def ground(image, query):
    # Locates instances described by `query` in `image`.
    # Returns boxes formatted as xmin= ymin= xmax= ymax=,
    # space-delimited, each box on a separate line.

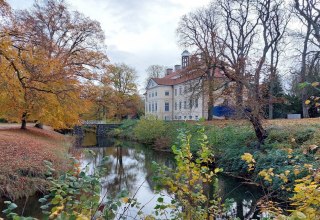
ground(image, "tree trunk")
xmin=268 ymin=102 xmax=274 ymax=119
xmin=246 ymin=112 xmax=267 ymax=147
xmin=269 ymin=54 xmax=276 ymax=120
xmin=301 ymin=23 xmax=311 ymax=118
xmin=236 ymin=82 xmax=243 ymax=118
xmin=21 ymin=112 xmax=27 ymax=129
xmin=207 ymin=69 xmax=214 ymax=121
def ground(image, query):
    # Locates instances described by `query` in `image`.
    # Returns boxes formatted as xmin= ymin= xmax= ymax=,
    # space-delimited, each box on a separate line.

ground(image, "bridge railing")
xmin=82 ymin=120 xmax=105 ymax=125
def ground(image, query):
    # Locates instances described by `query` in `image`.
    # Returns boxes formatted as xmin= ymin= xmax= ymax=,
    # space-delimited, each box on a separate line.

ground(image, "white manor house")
xmin=144 ymin=51 xmax=234 ymax=120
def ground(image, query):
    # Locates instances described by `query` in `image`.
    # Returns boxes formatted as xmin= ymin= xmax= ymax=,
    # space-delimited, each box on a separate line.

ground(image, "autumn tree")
xmin=0 ymin=0 xmax=108 ymax=129
xmin=106 ymin=63 xmax=141 ymax=119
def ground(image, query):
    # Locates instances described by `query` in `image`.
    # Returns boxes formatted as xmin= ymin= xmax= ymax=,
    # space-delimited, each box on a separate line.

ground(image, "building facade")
xmin=145 ymin=51 xmax=232 ymax=120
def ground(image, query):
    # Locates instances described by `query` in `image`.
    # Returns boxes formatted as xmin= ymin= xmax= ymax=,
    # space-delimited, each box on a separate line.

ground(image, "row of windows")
xmin=148 ymin=98 xmax=199 ymax=113
xmin=174 ymin=115 xmax=199 ymax=120
xmin=148 ymin=102 xmax=158 ymax=112
xmin=148 ymin=91 xmax=158 ymax=98
xmin=148 ymin=85 xmax=193 ymax=98
xmin=174 ymin=98 xmax=199 ymax=110
xmin=174 ymin=86 xmax=191 ymax=96
xmin=148 ymin=91 xmax=170 ymax=97
xmin=147 ymin=102 xmax=169 ymax=112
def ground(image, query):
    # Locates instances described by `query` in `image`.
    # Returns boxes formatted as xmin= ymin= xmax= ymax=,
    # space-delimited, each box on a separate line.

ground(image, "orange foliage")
xmin=0 ymin=0 xmax=108 ymax=129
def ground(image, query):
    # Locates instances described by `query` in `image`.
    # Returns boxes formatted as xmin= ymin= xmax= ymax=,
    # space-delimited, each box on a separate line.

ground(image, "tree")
xmin=178 ymin=0 xmax=288 ymax=144
xmin=293 ymin=0 xmax=320 ymax=118
xmin=177 ymin=4 xmax=227 ymax=120
xmin=106 ymin=63 xmax=141 ymax=119
xmin=0 ymin=0 xmax=108 ymax=129
xmin=263 ymin=73 xmax=286 ymax=118
xmin=144 ymin=64 xmax=165 ymax=89
xmin=217 ymin=0 xmax=288 ymax=145
xmin=145 ymin=65 xmax=164 ymax=79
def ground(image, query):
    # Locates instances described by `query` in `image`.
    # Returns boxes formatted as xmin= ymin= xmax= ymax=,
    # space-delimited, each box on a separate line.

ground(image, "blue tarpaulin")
xmin=212 ymin=106 xmax=234 ymax=117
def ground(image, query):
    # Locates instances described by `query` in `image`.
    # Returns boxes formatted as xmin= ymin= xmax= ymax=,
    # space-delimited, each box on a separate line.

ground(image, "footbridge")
xmin=73 ymin=120 xmax=122 ymax=136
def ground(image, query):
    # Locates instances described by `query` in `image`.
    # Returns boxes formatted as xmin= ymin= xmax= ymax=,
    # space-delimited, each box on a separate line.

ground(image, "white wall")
xmin=145 ymin=85 xmax=173 ymax=120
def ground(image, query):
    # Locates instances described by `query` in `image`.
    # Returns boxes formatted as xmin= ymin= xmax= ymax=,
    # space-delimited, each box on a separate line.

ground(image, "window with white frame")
xmin=165 ymin=102 xmax=169 ymax=112
xmin=195 ymin=98 xmax=199 ymax=108
xmin=174 ymin=88 xmax=177 ymax=96
xmin=175 ymin=102 xmax=177 ymax=110
xmin=179 ymin=87 xmax=182 ymax=95
xmin=165 ymin=91 xmax=169 ymax=96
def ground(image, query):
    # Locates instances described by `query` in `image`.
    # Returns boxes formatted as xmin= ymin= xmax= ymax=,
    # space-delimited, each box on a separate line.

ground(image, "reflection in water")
xmin=78 ymin=134 xmax=175 ymax=218
xmin=76 ymin=132 xmax=264 ymax=219
xmin=0 ymin=131 xmax=266 ymax=219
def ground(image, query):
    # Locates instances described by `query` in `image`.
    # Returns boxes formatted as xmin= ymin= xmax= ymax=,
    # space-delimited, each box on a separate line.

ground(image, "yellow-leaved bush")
xmin=241 ymin=153 xmax=320 ymax=220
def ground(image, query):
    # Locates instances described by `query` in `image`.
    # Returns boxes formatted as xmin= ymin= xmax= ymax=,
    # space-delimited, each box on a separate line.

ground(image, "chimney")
xmin=174 ymin=65 xmax=181 ymax=71
xmin=166 ymin=68 xmax=173 ymax=76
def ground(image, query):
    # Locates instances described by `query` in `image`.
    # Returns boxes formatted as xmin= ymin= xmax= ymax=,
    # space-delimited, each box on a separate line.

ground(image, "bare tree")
xmin=217 ymin=0 xmax=259 ymax=110
xmin=144 ymin=64 xmax=165 ymax=88
xmin=177 ymin=4 xmax=226 ymax=120
xmin=293 ymin=0 xmax=320 ymax=118
xmin=216 ymin=0 xmax=287 ymax=145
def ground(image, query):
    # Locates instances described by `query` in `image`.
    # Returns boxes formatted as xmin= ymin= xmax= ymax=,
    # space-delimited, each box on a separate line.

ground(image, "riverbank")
xmin=0 ymin=124 xmax=72 ymax=200
xmin=109 ymin=118 xmax=320 ymax=199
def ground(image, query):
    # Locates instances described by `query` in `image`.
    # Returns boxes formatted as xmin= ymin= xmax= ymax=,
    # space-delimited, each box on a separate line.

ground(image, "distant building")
xmin=144 ymin=50 xmax=236 ymax=120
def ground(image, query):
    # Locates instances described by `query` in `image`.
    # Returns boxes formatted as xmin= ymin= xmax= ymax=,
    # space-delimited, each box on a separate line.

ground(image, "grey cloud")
xmin=101 ymin=0 xmax=180 ymax=33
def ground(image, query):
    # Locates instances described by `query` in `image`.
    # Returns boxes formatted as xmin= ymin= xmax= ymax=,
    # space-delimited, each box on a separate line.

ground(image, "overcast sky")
xmin=7 ymin=0 xmax=211 ymax=92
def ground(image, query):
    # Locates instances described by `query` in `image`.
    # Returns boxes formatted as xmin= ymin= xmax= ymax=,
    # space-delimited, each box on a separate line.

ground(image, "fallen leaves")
xmin=0 ymin=125 xmax=71 ymax=200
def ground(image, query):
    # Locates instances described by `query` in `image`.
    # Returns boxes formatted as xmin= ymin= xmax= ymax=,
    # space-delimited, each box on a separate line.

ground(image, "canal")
xmin=1 ymin=131 xmax=266 ymax=219
xmin=77 ymin=132 xmax=265 ymax=219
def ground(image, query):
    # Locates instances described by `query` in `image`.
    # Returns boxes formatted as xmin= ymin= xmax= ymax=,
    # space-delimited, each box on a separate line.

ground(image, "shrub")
xmin=206 ymin=125 xmax=255 ymax=152
xmin=134 ymin=116 xmax=166 ymax=143
xmin=294 ymin=127 xmax=316 ymax=144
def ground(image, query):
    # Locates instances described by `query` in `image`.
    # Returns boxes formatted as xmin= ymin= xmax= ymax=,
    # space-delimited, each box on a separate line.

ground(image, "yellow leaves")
xmin=289 ymin=168 xmax=320 ymax=220
xmin=258 ymin=168 xmax=274 ymax=183
xmin=311 ymin=81 xmax=320 ymax=87
xmin=122 ymin=197 xmax=129 ymax=203
xmin=241 ymin=153 xmax=256 ymax=171
xmin=76 ymin=214 xmax=90 ymax=220
xmin=278 ymin=173 xmax=288 ymax=183
xmin=294 ymin=168 xmax=300 ymax=176
xmin=241 ymin=153 xmax=254 ymax=163
xmin=49 ymin=205 xmax=64 ymax=219
xmin=305 ymin=100 xmax=311 ymax=105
